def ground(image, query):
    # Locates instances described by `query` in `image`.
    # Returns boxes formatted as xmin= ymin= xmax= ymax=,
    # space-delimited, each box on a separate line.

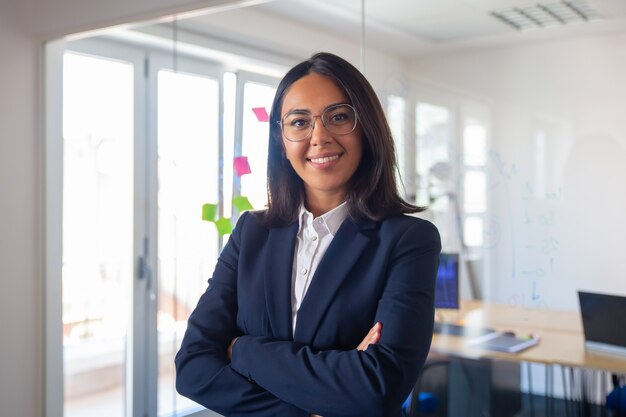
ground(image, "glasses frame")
xmin=277 ymin=103 xmax=358 ymax=142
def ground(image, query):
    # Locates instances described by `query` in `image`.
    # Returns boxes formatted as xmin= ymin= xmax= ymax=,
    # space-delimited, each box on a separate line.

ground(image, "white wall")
xmin=412 ymin=33 xmax=626 ymax=310
xmin=0 ymin=1 xmax=41 ymax=416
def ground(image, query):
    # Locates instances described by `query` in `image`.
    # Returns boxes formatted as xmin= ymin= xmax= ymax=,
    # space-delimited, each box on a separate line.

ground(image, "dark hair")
xmin=261 ymin=52 xmax=423 ymax=227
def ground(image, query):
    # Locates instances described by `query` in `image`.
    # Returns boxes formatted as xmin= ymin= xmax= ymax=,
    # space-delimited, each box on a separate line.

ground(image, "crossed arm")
xmin=227 ymin=322 xmax=381 ymax=359
xmin=228 ymin=323 xmax=382 ymax=417
xmin=176 ymin=213 xmax=440 ymax=417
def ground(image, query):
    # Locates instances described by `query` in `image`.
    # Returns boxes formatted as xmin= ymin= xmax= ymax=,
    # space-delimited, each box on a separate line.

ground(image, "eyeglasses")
xmin=278 ymin=103 xmax=358 ymax=142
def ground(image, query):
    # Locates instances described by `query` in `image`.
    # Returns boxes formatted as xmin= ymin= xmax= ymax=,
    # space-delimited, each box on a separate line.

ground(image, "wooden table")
xmin=431 ymin=301 xmax=626 ymax=373
xmin=429 ymin=301 xmax=626 ymax=417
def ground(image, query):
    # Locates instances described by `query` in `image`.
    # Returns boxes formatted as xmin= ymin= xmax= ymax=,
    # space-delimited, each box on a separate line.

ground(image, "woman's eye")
xmin=290 ymin=118 xmax=311 ymax=129
xmin=330 ymin=112 xmax=348 ymax=123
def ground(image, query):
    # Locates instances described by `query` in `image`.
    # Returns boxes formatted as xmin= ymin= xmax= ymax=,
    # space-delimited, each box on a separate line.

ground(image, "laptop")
xmin=578 ymin=290 xmax=626 ymax=356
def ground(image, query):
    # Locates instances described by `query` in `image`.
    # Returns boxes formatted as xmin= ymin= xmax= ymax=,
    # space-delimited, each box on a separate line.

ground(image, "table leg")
xmin=527 ymin=362 xmax=535 ymax=417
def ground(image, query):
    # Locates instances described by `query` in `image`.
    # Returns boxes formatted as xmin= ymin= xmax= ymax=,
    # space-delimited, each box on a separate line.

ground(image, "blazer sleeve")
xmin=230 ymin=218 xmax=441 ymax=417
xmin=175 ymin=212 xmax=308 ymax=417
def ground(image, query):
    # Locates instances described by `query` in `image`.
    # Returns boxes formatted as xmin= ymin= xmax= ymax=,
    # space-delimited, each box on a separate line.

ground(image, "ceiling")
xmin=176 ymin=0 xmax=626 ymax=59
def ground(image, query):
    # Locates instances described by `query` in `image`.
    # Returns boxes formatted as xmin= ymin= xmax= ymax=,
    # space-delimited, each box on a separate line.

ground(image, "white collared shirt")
xmin=291 ymin=202 xmax=348 ymax=333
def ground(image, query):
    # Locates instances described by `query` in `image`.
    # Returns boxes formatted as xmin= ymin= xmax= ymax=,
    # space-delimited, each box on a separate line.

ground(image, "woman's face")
xmin=280 ymin=72 xmax=363 ymax=205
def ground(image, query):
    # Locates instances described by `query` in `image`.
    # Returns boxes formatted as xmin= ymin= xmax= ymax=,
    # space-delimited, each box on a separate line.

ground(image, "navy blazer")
xmin=175 ymin=210 xmax=441 ymax=417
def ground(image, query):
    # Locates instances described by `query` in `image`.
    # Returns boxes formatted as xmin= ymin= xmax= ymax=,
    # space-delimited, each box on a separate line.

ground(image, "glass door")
xmin=57 ymin=37 xmax=280 ymax=417
xmin=150 ymin=54 xmax=223 ymax=417
xmin=236 ymin=73 xmax=277 ymax=211
xmin=62 ymin=46 xmax=138 ymax=417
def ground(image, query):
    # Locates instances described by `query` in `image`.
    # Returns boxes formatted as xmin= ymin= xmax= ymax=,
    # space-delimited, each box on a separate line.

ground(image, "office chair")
xmin=403 ymin=359 xmax=450 ymax=417
xmin=607 ymin=374 xmax=626 ymax=417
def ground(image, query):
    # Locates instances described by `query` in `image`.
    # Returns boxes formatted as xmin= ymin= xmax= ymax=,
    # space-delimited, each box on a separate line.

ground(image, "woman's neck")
xmin=305 ymin=191 xmax=346 ymax=218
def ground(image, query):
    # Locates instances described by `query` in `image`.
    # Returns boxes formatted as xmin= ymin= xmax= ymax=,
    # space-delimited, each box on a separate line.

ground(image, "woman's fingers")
xmin=227 ymin=337 xmax=239 ymax=360
xmin=357 ymin=322 xmax=382 ymax=351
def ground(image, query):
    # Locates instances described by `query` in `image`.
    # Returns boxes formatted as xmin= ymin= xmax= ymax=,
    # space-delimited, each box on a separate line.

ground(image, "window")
xmin=414 ymin=98 xmax=490 ymax=299
xmin=239 ymin=78 xmax=277 ymax=210
xmin=415 ymin=102 xmax=454 ymax=247
xmin=386 ymin=95 xmax=406 ymax=192
xmin=461 ymin=119 xmax=488 ymax=249
xmin=156 ymin=67 xmax=221 ymax=416
xmin=62 ymin=50 xmax=134 ymax=417
xmin=48 ymin=37 xmax=280 ymax=417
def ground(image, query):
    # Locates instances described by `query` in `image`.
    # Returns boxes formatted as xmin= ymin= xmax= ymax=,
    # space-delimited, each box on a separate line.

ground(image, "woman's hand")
xmin=227 ymin=337 xmax=239 ymax=360
xmin=357 ymin=322 xmax=382 ymax=351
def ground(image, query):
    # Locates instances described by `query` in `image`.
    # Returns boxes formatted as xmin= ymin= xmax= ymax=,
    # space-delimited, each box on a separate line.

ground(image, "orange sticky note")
xmin=234 ymin=156 xmax=251 ymax=176
xmin=252 ymin=107 xmax=269 ymax=122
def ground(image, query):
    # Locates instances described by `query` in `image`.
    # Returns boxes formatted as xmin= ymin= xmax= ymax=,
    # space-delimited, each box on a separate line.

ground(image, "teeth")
xmin=310 ymin=154 xmax=340 ymax=163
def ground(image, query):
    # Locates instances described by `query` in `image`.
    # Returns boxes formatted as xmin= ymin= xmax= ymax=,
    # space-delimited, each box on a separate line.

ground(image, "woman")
xmin=175 ymin=52 xmax=441 ymax=417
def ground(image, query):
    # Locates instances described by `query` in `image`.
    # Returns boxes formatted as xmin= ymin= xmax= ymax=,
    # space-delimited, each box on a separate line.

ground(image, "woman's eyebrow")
xmin=284 ymin=108 xmax=311 ymax=116
xmin=284 ymin=102 xmax=350 ymax=116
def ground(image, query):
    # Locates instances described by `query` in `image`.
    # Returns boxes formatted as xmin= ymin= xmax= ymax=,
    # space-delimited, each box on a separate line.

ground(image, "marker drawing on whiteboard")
xmin=489 ymin=150 xmax=517 ymax=279
xmin=532 ymin=281 xmax=540 ymax=301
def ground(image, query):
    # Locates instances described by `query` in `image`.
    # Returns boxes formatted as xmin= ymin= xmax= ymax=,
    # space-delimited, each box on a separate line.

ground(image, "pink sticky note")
xmin=252 ymin=107 xmax=269 ymax=122
xmin=234 ymin=156 xmax=252 ymax=176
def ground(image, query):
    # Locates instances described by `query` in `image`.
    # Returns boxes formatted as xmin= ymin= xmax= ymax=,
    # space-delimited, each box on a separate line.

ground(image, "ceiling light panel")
xmin=491 ymin=0 xmax=604 ymax=30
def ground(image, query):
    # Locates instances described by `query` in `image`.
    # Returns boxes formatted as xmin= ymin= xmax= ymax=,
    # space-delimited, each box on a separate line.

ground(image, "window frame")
xmin=45 ymin=35 xmax=280 ymax=417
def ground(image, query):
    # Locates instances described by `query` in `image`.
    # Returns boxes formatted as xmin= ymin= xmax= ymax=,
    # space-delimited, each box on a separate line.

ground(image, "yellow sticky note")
xmin=202 ymin=203 xmax=218 ymax=222
xmin=215 ymin=217 xmax=233 ymax=236
xmin=233 ymin=196 xmax=253 ymax=212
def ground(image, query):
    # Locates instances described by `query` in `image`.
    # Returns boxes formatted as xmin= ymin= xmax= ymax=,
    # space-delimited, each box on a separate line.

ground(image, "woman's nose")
xmin=309 ymin=117 xmax=331 ymax=146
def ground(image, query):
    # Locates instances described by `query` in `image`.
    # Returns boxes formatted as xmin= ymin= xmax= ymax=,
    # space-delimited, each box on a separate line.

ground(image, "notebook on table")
xmin=578 ymin=290 xmax=626 ymax=356
xmin=467 ymin=332 xmax=539 ymax=353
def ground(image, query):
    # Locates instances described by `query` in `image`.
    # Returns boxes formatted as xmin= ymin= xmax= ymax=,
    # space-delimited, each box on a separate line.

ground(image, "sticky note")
xmin=215 ymin=217 xmax=233 ymax=236
xmin=234 ymin=156 xmax=251 ymax=176
xmin=252 ymin=107 xmax=269 ymax=122
xmin=233 ymin=196 xmax=253 ymax=212
xmin=201 ymin=203 xmax=218 ymax=222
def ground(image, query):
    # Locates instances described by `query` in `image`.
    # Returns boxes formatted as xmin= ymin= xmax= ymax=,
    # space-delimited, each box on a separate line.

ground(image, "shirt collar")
xmin=297 ymin=202 xmax=348 ymax=237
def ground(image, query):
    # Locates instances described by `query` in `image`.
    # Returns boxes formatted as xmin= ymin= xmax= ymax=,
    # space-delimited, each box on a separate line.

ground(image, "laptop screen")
xmin=435 ymin=253 xmax=460 ymax=309
xmin=578 ymin=291 xmax=626 ymax=352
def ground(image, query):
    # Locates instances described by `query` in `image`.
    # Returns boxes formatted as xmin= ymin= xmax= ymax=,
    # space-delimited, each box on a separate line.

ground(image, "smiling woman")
xmin=280 ymin=73 xmax=363 ymax=216
xmin=175 ymin=52 xmax=442 ymax=417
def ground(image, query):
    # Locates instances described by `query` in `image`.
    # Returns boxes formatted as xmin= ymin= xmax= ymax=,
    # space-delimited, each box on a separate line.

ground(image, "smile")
xmin=308 ymin=154 xmax=341 ymax=164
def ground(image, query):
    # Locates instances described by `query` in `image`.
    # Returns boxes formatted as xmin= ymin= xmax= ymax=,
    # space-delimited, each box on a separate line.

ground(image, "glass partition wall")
xmin=48 ymin=4 xmax=489 ymax=416
xmin=55 ymin=29 xmax=280 ymax=416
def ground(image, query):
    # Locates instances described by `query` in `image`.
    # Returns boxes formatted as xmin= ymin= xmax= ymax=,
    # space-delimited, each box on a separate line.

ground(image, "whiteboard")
xmin=410 ymin=33 xmax=626 ymax=311
xmin=485 ymin=116 xmax=626 ymax=310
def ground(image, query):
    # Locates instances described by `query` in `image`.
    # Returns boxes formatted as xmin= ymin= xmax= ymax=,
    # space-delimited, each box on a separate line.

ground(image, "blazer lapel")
xmin=294 ymin=217 xmax=375 ymax=344
xmin=265 ymin=221 xmax=298 ymax=340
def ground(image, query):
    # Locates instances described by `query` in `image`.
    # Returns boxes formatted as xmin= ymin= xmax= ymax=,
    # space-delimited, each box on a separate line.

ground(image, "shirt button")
xmin=301 ymin=268 xmax=308 ymax=275
xmin=311 ymin=235 xmax=318 ymax=241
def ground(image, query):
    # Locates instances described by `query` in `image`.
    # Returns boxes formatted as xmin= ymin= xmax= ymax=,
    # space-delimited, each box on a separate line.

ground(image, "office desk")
xmin=428 ymin=301 xmax=626 ymax=417
xmin=432 ymin=301 xmax=626 ymax=373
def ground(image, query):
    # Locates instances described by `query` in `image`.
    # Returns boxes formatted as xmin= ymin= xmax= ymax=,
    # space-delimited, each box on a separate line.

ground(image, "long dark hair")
xmin=261 ymin=52 xmax=423 ymax=227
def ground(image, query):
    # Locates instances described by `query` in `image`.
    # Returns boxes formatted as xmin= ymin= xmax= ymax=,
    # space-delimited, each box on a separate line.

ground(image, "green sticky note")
xmin=201 ymin=203 xmax=218 ymax=222
xmin=233 ymin=196 xmax=253 ymax=212
xmin=215 ymin=217 xmax=233 ymax=236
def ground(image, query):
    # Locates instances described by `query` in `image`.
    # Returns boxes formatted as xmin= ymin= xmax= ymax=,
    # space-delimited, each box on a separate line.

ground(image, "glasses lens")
xmin=281 ymin=104 xmax=357 ymax=142
xmin=322 ymin=105 xmax=356 ymax=135
xmin=282 ymin=113 xmax=313 ymax=142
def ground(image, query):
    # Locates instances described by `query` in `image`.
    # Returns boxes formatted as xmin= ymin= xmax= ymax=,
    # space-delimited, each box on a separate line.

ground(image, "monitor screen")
xmin=578 ymin=291 xmax=626 ymax=351
xmin=435 ymin=253 xmax=460 ymax=309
